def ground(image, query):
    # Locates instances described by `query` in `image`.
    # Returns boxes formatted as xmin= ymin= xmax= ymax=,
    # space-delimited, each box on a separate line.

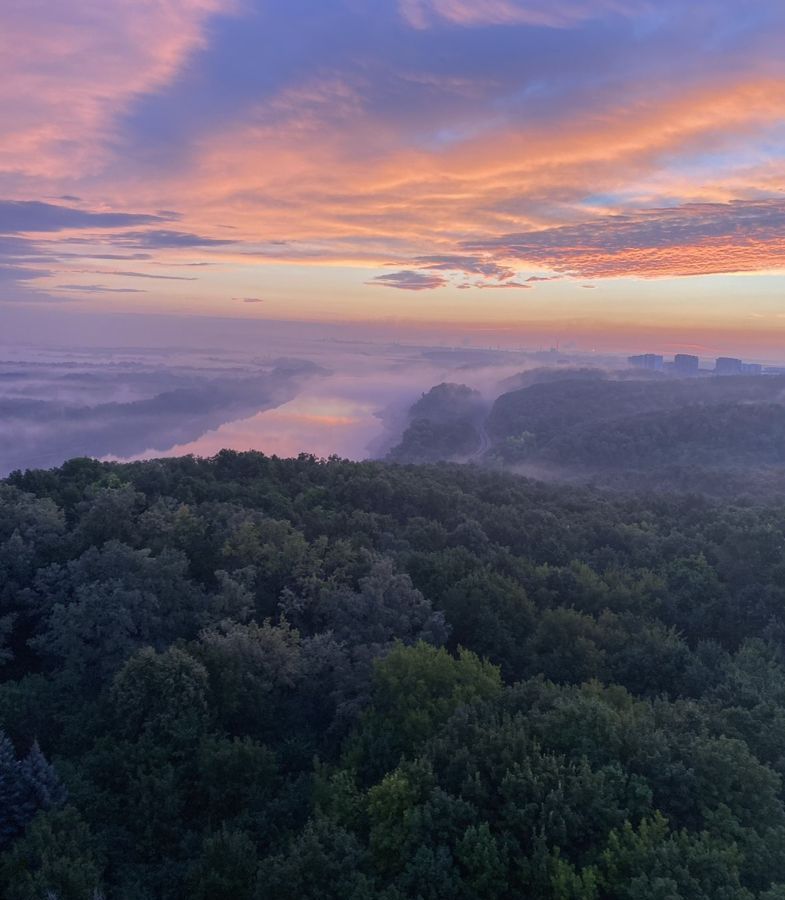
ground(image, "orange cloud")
xmin=466 ymin=199 xmax=785 ymax=278
xmin=102 ymin=73 xmax=785 ymax=285
xmin=6 ymin=13 xmax=785 ymax=301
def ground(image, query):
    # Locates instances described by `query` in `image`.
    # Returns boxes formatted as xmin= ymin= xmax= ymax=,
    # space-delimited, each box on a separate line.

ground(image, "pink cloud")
xmin=0 ymin=0 xmax=230 ymax=186
xmin=466 ymin=198 xmax=785 ymax=278
xmin=4 ymin=0 xmax=785 ymax=315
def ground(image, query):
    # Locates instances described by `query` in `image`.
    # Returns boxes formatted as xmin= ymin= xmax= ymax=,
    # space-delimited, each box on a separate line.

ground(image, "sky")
xmin=2 ymin=0 xmax=785 ymax=356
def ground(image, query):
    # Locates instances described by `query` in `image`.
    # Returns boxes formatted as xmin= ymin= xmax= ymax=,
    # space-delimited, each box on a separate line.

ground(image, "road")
xmin=467 ymin=420 xmax=492 ymax=462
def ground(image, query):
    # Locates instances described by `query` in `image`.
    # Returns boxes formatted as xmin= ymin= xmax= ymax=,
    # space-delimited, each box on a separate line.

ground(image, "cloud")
xmin=0 ymin=201 xmax=190 ymax=302
xmin=465 ymin=198 xmax=785 ymax=278
xmin=476 ymin=280 xmax=532 ymax=289
xmin=399 ymin=0 xmax=640 ymax=29
xmin=3 ymin=0 xmax=785 ymax=319
xmin=159 ymin=62 xmax=785 ymax=292
xmin=369 ymin=270 xmax=449 ymax=290
xmin=55 ymin=283 xmax=148 ymax=294
xmin=114 ymin=230 xmax=235 ymax=249
xmin=237 ymin=297 xmax=265 ymax=303
xmin=93 ymin=270 xmax=197 ymax=281
xmin=59 ymin=252 xmax=154 ymax=261
xmin=413 ymin=255 xmax=515 ymax=280
xmin=0 ymin=234 xmax=54 ymax=301
xmin=0 ymin=0 xmax=230 ymax=183
xmin=0 ymin=200 xmax=169 ymax=233
xmin=0 ymin=263 xmax=48 ymax=283
xmin=372 ymin=254 xmax=530 ymax=290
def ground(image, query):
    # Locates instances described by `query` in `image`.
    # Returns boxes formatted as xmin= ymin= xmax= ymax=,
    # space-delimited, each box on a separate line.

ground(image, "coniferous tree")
xmin=0 ymin=730 xmax=28 ymax=849
xmin=20 ymin=741 xmax=67 ymax=812
xmin=0 ymin=731 xmax=67 ymax=851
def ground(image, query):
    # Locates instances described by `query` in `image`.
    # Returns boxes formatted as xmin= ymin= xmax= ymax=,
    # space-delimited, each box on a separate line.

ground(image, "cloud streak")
xmin=0 ymin=200 xmax=170 ymax=233
xmin=55 ymin=284 xmax=148 ymax=294
xmin=114 ymin=230 xmax=236 ymax=249
xmin=399 ymin=0 xmax=641 ymax=29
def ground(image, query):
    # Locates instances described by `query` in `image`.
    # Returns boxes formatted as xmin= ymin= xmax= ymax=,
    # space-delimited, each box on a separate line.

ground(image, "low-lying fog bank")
xmin=2 ymin=315 xmax=600 ymax=474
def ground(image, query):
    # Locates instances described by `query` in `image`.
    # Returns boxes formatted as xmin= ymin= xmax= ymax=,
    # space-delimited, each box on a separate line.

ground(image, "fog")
xmin=0 ymin=348 xmax=321 ymax=473
xmin=1 ymin=313 xmax=597 ymax=475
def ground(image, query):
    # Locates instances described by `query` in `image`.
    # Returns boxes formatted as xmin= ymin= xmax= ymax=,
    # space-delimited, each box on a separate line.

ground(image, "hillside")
xmin=3 ymin=454 xmax=785 ymax=896
xmin=387 ymin=383 xmax=486 ymax=463
xmin=487 ymin=374 xmax=785 ymax=445
xmin=465 ymin=373 xmax=785 ymax=496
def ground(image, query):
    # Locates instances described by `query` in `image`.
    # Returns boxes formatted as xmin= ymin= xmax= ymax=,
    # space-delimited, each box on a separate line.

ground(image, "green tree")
xmin=186 ymin=828 xmax=258 ymax=900
xmin=349 ymin=642 xmax=502 ymax=781
xmin=110 ymin=646 xmax=210 ymax=745
xmin=0 ymin=807 xmax=103 ymax=900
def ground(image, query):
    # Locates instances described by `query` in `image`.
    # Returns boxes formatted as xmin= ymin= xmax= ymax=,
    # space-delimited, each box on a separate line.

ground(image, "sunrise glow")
xmin=2 ymin=0 xmax=785 ymax=351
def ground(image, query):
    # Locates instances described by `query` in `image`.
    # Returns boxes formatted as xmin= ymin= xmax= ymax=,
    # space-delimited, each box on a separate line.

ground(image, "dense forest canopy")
xmin=390 ymin=370 xmax=785 ymax=497
xmin=2 ymin=451 xmax=785 ymax=897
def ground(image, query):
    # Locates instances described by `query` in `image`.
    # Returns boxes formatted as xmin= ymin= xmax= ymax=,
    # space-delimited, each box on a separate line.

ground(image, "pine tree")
xmin=20 ymin=741 xmax=68 ymax=811
xmin=0 ymin=730 xmax=67 ymax=851
xmin=0 ymin=730 xmax=27 ymax=849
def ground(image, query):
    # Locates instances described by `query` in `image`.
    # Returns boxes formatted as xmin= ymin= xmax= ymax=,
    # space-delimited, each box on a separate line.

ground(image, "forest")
xmin=390 ymin=371 xmax=785 ymax=497
xmin=4 ymin=451 xmax=785 ymax=897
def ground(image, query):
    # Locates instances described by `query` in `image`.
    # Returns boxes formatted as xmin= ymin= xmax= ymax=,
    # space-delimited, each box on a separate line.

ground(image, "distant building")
xmin=628 ymin=354 xmax=664 ymax=371
xmin=673 ymin=354 xmax=700 ymax=375
xmin=715 ymin=357 xmax=743 ymax=375
xmin=741 ymin=363 xmax=763 ymax=376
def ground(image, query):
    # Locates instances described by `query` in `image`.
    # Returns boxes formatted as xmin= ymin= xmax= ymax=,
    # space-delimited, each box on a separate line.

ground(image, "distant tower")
xmin=715 ymin=357 xmax=743 ymax=376
xmin=673 ymin=354 xmax=700 ymax=375
xmin=628 ymin=354 xmax=664 ymax=371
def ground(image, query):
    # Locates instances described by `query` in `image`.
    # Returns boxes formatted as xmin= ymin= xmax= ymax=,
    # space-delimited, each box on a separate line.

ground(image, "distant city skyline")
xmin=629 ymin=352 xmax=775 ymax=375
xmin=4 ymin=303 xmax=785 ymax=367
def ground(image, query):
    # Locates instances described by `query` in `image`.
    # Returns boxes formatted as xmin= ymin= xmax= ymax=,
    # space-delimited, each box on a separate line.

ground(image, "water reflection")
xmin=145 ymin=391 xmax=384 ymax=460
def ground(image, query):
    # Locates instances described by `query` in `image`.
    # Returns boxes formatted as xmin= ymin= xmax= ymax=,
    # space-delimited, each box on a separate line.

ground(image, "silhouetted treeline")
xmin=3 ymin=452 xmax=785 ymax=896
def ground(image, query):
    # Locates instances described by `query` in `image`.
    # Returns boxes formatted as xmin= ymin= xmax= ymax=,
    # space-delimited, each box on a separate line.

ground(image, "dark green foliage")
xmin=4 ymin=452 xmax=785 ymax=896
xmin=348 ymin=643 xmax=502 ymax=781
xmin=110 ymin=646 xmax=210 ymax=744
xmin=0 ymin=730 xmax=29 ymax=849
xmin=409 ymin=384 xmax=485 ymax=424
xmin=19 ymin=741 xmax=68 ymax=811
xmin=185 ymin=828 xmax=258 ymax=900
xmin=389 ymin=418 xmax=481 ymax=464
xmin=487 ymin=374 xmax=785 ymax=448
xmin=0 ymin=806 xmax=102 ymax=900
xmin=484 ymin=374 xmax=785 ymax=496
xmin=256 ymin=818 xmax=375 ymax=900
xmin=388 ymin=383 xmax=485 ymax=463
xmin=0 ymin=730 xmax=66 ymax=851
